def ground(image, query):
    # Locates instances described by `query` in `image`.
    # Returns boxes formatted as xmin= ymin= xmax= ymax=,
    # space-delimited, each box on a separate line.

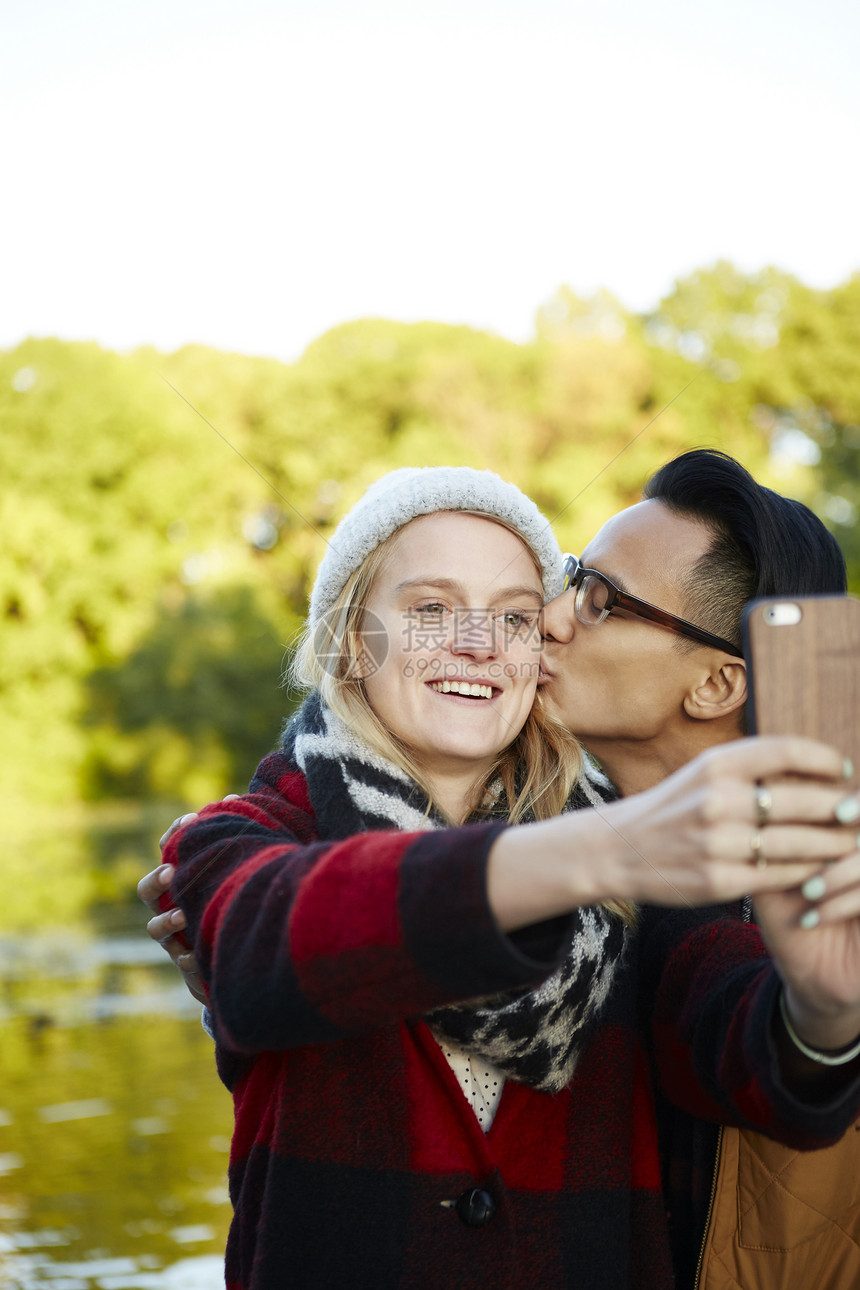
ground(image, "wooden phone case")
xmin=742 ymin=595 xmax=860 ymax=794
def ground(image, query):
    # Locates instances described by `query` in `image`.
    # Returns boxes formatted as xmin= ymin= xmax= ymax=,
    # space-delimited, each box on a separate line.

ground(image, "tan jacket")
xmin=696 ymin=1122 xmax=860 ymax=1290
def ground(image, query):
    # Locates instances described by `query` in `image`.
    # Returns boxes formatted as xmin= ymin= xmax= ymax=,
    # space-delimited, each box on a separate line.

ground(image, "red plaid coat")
xmin=164 ymin=753 xmax=860 ymax=1290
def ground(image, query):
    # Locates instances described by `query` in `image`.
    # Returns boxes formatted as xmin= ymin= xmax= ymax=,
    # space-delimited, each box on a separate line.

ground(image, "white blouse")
xmin=439 ymin=1039 xmax=505 ymax=1132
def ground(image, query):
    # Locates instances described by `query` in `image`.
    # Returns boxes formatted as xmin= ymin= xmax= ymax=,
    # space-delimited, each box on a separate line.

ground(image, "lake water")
xmin=0 ymin=917 xmax=234 ymax=1290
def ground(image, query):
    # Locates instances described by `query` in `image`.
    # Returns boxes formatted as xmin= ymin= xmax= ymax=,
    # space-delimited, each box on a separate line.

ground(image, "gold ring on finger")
xmin=755 ymin=786 xmax=773 ymax=826
xmin=749 ymin=829 xmax=767 ymax=868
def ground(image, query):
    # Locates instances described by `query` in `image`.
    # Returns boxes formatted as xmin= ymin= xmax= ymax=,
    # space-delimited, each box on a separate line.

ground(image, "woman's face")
xmin=362 ymin=512 xmax=544 ymax=786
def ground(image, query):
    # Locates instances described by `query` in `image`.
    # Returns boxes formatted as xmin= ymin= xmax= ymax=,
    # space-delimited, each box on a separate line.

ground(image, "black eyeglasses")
xmin=561 ymin=555 xmax=743 ymax=657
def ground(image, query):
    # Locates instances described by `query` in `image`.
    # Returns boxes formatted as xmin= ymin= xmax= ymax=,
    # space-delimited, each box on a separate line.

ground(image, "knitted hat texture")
xmin=309 ymin=466 xmax=562 ymax=625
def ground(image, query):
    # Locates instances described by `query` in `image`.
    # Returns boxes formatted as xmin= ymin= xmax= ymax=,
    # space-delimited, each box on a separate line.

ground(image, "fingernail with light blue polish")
xmin=845 ymin=758 xmax=855 ymax=780
xmin=799 ymin=908 xmax=821 ymax=930
xmin=802 ymin=875 xmax=827 ymax=902
xmin=835 ymin=796 xmax=860 ymax=825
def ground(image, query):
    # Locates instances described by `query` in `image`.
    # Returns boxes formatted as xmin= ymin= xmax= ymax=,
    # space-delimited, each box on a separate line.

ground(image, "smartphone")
xmin=743 ymin=595 xmax=860 ymax=794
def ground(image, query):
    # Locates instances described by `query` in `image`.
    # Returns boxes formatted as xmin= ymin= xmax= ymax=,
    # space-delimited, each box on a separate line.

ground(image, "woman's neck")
xmin=423 ymin=768 xmax=487 ymax=826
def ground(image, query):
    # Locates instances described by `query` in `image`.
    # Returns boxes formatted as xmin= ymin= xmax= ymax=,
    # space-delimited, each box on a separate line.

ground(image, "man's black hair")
xmin=643 ymin=448 xmax=847 ymax=651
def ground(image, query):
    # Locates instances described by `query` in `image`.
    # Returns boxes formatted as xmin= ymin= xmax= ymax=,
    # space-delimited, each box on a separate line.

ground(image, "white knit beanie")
xmin=309 ymin=466 xmax=562 ymax=625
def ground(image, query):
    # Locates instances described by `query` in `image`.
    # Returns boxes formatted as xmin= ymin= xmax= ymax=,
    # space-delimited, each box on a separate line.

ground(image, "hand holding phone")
xmin=742 ymin=592 xmax=860 ymax=1047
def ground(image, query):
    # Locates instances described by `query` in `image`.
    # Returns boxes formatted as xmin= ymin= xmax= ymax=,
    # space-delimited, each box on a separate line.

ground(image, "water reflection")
xmin=0 ymin=920 xmax=232 ymax=1290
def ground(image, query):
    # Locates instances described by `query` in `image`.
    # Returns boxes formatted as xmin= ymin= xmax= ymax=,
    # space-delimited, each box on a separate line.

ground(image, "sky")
xmin=2 ymin=0 xmax=859 ymax=361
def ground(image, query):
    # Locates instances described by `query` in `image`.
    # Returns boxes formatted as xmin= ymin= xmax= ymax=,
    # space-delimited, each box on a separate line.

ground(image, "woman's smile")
xmin=425 ymin=677 xmax=501 ymax=700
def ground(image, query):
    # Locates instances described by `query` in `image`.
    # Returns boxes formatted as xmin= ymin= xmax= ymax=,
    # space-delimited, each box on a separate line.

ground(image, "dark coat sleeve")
xmin=639 ymin=904 xmax=860 ymax=1149
xmin=162 ymin=752 xmax=574 ymax=1054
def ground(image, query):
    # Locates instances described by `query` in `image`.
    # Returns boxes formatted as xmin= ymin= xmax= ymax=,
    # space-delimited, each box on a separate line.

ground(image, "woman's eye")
xmin=498 ymin=611 xmax=535 ymax=633
xmin=412 ymin=601 xmax=453 ymax=626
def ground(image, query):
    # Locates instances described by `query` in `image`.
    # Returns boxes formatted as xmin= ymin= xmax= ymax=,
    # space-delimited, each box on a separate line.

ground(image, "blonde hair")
xmin=289 ymin=514 xmax=635 ymax=924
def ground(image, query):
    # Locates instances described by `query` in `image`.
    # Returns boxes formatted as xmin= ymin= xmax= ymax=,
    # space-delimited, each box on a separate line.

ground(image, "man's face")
xmin=540 ymin=499 xmax=721 ymax=745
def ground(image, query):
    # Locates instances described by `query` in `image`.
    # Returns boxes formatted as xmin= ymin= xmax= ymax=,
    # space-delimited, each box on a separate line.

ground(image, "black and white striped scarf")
xmin=283 ymin=691 xmax=628 ymax=1093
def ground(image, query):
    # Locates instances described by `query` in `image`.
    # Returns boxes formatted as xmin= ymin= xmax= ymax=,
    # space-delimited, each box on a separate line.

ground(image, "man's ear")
xmin=683 ymin=659 xmax=747 ymax=723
